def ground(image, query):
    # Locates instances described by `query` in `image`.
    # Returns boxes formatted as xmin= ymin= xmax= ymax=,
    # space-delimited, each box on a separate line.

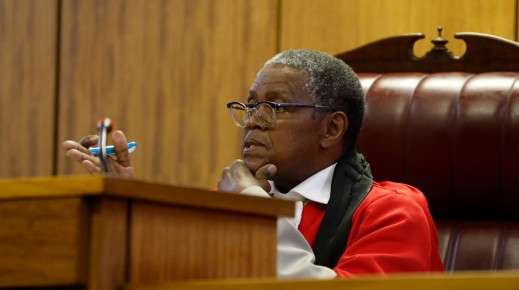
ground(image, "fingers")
xmin=218 ymin=160 xmax=252 ymax=192
xmin=255 ymin=164 xmax=277 ymax=180
xmin=62 ymin=130 xmax=135 ymax=178
xmin=63 ymin=139 xmax=101 ymax=175
xmin=79 ymin=135 xmax=98 ymax=149
xmin=83 ymin=159 xmax=101 ymax=174
xmin=218 ymin=160 xmax=276 ymax=193
xmin=111 ymin=130 xmax=132 ymax=167
xmin=63 ymin=140 xmax=92 ymax=155
xmin=106 ymin=156 xmax=135 ymax=178
xmin=254 ymin=164 xmax=277 ymax=193
xmin=63 ymin=141 xmax=100 ymax=167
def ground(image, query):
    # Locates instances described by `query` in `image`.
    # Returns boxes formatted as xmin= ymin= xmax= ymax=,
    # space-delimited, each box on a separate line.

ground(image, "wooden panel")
xmin=0 ymin=175 xmax=294 ymax=219
xmin=57 ymin=0 xmax=279 ymax=189
xmin=88 ymin=197 xmax=128 ymax=290
xmin=280 ymin=0 xmax=516 ymax=57
xmin=0 ymin=0 xmax=58 ymax=178
xmin=104 ymin=177 xmax=295 ymax=218
xmin=0 ymin=197 xmax=88 ymax=287
xmin=0 ymin=175 xmax=103 ymax=199
xmin=129 ymin=201 xmax=277 ymax=282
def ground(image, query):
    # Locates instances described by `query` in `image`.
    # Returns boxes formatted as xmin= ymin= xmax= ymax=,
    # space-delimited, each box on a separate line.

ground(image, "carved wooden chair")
xmin=336 ymin=28 xmax=519 ymax=271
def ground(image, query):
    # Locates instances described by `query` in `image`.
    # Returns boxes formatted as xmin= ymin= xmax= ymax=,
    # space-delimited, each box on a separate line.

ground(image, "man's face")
xmin=241 ymin=65 xmax=325 ymax=191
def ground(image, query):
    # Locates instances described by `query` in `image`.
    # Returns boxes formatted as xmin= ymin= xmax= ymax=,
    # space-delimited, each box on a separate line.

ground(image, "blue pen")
xmin=88 ymin=141 xmax=138 ymax=156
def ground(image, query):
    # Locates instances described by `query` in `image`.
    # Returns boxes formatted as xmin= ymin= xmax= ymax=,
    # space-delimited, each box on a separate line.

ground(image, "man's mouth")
xmin=243 ymin=138 xmax=264 ymax=151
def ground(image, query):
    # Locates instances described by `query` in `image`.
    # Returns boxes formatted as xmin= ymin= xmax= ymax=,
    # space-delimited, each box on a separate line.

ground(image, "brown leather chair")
xmin=336 ymin=29 xmax=519 ymax=271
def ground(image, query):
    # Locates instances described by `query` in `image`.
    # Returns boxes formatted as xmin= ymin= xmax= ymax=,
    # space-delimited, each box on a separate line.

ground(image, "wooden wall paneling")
xmin=280 ymin=0 xmax=517 ymax=58
xmin=0 ymin=0 xmax=58 ymax=178
xmin=57 ymin=0 xmax=279 ymax=189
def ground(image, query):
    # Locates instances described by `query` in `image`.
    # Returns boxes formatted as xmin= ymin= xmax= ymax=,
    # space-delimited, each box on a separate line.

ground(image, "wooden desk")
xmin=124 ymin=271 xmax=519 ymax=290
xmin=0 ymin=175 xmax=294 ymax=290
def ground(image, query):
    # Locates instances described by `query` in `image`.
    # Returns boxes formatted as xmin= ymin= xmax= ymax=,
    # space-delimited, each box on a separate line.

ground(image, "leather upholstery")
xmin=356 ymin=72 xmax=519 ymax=271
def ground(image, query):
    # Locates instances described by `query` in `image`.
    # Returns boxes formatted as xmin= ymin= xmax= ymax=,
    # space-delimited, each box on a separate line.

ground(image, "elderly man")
xmin=63 ymin=49 xmax=444 ymax=278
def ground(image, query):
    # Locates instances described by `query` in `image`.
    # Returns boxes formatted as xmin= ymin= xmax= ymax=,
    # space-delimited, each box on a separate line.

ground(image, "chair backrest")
xmin=336 ymin=29 xmax=519 ymax=271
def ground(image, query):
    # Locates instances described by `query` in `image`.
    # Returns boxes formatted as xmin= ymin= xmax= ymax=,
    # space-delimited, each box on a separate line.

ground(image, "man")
xmin=63 ymin=49 xmax=444 ymax=278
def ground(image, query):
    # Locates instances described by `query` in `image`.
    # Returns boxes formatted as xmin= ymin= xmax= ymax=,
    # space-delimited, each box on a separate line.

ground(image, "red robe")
xmin=298 ymin=181 xmax=445 ymax=277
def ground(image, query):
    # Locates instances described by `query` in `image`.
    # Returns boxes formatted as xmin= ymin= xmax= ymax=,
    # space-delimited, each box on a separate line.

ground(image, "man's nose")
xmin=245 ymin=109 xmax=266 ymax=129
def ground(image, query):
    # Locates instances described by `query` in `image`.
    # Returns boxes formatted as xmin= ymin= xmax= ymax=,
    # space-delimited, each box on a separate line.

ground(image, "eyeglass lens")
xmin=229 ymin=103 xmax=276 ymax=128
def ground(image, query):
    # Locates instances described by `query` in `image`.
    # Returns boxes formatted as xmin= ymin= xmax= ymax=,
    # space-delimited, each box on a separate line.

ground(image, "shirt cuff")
xmin=240 ymin=185 xmax=271 ymax=198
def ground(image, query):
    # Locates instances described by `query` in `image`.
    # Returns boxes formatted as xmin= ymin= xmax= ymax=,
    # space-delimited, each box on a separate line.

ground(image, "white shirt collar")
xmin=269 ymin=163 xmax=336 ymax=205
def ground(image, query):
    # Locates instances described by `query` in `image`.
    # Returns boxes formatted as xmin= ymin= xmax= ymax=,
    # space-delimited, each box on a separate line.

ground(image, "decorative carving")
xmin=421 ymin=26 xmax=456 ymax=62
xmin=335 ymin=28 xmax=519 ymax=73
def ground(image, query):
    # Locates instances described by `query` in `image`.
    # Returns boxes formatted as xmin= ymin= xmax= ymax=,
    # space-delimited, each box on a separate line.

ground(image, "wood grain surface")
xmin=0 ymin=176 xmax=289 ymax=288
xmin=56 ymin=0 xmax=279 ymax=189
xmin=2 ymin=0 xmax=518 ymax=189
xmin=124 ymin=270 xmax=519 ymax=290
xmin=0 ymin=197 xmax=88 ymax=287
xmin=129 ymin=201 xmax=277 ymax=282
xmin=0 ymin=0 xmax=58 ymax=178
xmin=280 ymin=0 xmax=517 ymax=57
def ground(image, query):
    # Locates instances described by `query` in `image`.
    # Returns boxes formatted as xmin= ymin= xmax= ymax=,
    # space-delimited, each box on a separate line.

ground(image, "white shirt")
xmin=240 ymin=164 xmax=338 ymax=279
xmin=269 ymin=163 xmax=336 ymax=227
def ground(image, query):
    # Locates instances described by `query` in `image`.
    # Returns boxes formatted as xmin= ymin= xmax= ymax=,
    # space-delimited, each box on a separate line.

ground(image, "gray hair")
xmin=265 ymin=49 xmax=365 ymax=146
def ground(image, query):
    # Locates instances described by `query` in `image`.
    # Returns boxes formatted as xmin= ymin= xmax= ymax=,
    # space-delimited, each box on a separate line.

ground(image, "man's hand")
xmin=218 ymin=159 xmax=277 ymax=193
xmin=62 ymin=130 xmax=134 ymax=178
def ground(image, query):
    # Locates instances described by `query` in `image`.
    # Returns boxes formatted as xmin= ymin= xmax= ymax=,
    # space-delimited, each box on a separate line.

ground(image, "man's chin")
xmin=242 ymin=159 xmax=265 ymax=176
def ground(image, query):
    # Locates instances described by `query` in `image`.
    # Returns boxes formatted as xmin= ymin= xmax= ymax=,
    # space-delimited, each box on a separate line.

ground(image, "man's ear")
xmin=320 ymin=111 xmax=348 ymax=148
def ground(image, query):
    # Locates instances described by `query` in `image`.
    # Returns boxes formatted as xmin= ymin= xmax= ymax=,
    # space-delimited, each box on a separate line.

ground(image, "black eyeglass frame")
xmin=226 ymin=101 xmax=331 ymax=128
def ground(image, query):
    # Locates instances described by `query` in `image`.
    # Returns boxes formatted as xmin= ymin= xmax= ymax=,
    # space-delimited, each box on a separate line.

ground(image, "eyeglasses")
xmin=226 ymin=101 xmax=330 ymax=128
